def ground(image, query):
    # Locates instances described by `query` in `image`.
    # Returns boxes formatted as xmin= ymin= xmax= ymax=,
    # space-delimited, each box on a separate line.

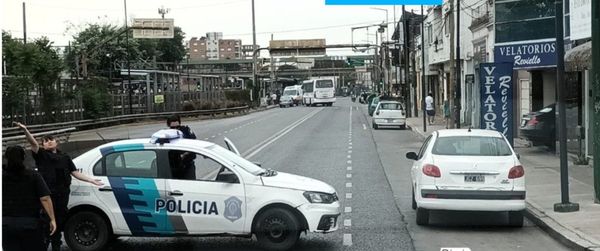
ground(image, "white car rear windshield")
xmin=316 ymin=80 xmax=333 ymax=88
xmin=283 ymin=90 xmax=296 ymax=96
xmin=432 ymin=136 xmax=513 ymax=156
xmin=379 ymin=103 xmax=403 ymax=110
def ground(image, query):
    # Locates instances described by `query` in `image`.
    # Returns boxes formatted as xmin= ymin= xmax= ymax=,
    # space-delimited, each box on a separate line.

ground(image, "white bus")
xmin=301 ymin=79 xmax=336 ymax=106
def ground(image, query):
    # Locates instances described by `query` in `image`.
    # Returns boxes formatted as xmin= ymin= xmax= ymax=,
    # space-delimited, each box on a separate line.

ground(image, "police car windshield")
xmin=209 ymin=145 xmax=265 ymax=175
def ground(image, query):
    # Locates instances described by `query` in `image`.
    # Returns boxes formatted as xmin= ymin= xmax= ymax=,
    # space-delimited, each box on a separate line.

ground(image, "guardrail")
xmin=2 ymin=106 xmax=250 ymax=139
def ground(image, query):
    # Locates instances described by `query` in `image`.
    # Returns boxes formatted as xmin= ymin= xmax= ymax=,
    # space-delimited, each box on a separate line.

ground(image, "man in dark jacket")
xmin=15 ymin=122 xmax=103 ymax=251
xmin=166 ymin=115 xmax=197 ymax=179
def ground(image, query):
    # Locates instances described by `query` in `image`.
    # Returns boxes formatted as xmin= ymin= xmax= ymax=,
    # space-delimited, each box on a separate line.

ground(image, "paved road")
xmin=60 ymin=98 xmax=569 ymax=251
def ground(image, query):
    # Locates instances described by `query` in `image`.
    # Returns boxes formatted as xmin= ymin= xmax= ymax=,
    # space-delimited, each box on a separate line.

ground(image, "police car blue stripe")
xmin=108 ymin=177 xmax=174 ymax=234
xmin=100 ymin=144 xmax=145 ymax=156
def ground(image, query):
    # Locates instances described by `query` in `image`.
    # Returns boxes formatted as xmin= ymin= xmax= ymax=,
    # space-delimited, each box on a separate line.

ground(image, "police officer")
xmin=3 ymin=145 xmax=57 ymax=251
xmin=166 ymin=115 xmax=197 ymax=180
xmin=167 ymin=114 xmax=197 ymax=139
xmin=15 ymin=122 xmax=103 ymax=251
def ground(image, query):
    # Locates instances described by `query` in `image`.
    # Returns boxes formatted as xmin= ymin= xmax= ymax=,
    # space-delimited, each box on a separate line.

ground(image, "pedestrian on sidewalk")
xmin=425 ymin=93 xmax=435 ymax=125
xmin=3 ymin=145 xmax=56 ymax=251
xmin=14 ymin=122 xmax=103 ymax=251
xmin=443 ymin=100 xmax=451 ymax=129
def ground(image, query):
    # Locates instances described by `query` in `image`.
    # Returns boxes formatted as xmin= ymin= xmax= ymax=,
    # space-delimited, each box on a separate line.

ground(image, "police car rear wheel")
xmin=65 ymin=211 xmax=110 ymax=251
xmin=255 ymin=208 xmax=300 ymax=251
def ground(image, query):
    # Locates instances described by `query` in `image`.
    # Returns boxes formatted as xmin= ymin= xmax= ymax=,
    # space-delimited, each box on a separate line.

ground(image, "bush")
xmin=224 ymin=90 xmax=251 ymax=105
xmin=81 ymin=78 xmax=112 ymax=119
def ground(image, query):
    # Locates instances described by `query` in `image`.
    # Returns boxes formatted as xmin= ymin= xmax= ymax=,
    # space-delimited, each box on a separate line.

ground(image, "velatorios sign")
xmin=479 ymin=63 xmax=514 ymax=146
xmin=494 ymin=41 xmax=556 ymax=69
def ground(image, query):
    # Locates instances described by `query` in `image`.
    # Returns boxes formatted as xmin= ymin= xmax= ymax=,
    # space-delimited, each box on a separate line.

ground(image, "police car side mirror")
xmin=516 ymin=153 xmax=521 ymax=160
xmin=253 ymin=162 xmax=262 ymax=167
xmin=216 ymin=170 xmax=239 ymax=184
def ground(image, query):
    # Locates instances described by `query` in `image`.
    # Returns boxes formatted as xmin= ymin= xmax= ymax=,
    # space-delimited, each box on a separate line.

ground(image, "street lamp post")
xmin=251 ymin=0 xmax=258 ymax=104
xmin=124 ymin=0 xmax=133 ymax=114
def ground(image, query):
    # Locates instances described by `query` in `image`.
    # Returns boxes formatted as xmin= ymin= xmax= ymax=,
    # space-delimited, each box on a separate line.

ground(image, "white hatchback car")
xmin=372 ymin=101 xmax=406 ymax=130
xmin=406 ymin=129 xmax=525 ymax=227
xmin=65 ymin=130 xmax=340 ymax=251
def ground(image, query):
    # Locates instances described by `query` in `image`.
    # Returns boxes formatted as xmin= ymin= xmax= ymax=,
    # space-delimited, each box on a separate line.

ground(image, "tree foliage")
xmin=2 ymin=31 xmax=64 ymax=123
xmin=65 ymin=24 xmax=186 ymax=77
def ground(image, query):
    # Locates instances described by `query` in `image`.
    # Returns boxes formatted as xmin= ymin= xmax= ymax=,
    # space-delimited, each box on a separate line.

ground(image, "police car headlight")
xmin=303 ymin=191 xmax=337 ymax=204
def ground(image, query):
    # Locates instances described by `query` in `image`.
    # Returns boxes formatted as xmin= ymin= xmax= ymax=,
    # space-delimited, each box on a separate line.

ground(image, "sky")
xmin=2 ymin=0 xmax=422 ymax=56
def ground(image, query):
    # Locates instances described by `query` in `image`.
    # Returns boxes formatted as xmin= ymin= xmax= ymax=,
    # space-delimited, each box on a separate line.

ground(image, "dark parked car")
xmin=520 ymin=103 xmax=577 ymax=149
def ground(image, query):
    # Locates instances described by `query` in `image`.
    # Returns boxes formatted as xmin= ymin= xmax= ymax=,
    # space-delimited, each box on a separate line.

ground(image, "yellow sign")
xmin=154 ymin=95 xmax=165 ymax=104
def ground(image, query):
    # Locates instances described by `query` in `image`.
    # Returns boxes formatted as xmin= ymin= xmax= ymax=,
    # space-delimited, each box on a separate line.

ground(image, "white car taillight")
xmin=508 ymin=165 xmax=525 ymax=179
xmin=422 ymin=164 xmax=441 ymax=177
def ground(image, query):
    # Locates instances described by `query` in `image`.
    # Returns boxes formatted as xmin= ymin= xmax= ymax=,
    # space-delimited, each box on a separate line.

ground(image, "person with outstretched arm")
xmin=15 ymin=122 xmax=103 ymax=251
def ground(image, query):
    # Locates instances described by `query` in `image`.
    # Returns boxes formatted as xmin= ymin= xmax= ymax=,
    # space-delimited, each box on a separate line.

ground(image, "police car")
xmin=65 ymin=130 xmax=340 ymax=251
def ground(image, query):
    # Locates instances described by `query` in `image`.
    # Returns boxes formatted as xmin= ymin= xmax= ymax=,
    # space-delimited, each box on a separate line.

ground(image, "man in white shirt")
xmin=425 ymin=93 xmax=435 ymax=125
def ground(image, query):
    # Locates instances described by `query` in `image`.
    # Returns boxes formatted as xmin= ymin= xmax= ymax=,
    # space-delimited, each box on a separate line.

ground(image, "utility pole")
xmin=412 ymin=9 xmax=419 ymax=117
xmin=251 ymin=0 xmax=258 ymax=103
xmin=591 ymin=0 xmax=599 ymax=203
xmin=403 ymin=5 xmax=411 ymax=117
xmin=375 ymin=30 xmax=380 ymax=93
xmin=270 ymin=34 xmax=275 ymax=96
xmin=421 ymin=5 xmax=427 ymax=132
xmin=22 ymin=2 xmax=26 ymax=44
xmin=553 ymin=0 xmax=579 ymax=212
xmin=124 ymin=0 xmax=133 ymax=114
xmin=455 ymin=0 xmax=461 ymax=128
xmin=448 ymin=0 xmax=456 ymax=128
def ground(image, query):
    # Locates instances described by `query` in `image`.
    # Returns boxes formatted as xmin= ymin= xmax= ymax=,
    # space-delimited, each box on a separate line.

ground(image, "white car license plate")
xmin=388 ymin=119 xmax=395 ymax=122
xmin=464 ymin=175 xmax=485 ymax=183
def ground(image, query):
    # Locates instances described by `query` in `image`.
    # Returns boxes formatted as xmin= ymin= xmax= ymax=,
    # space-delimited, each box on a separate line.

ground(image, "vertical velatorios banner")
xmin=479 ymin=62 xmax=514 ymax=146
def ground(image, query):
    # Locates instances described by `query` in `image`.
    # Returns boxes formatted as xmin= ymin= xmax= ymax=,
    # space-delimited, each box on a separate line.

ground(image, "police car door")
xmin=93 ymin=148 xmax=171 ymax=235
xmin=161 ymin=149 xmax=246 ymax=235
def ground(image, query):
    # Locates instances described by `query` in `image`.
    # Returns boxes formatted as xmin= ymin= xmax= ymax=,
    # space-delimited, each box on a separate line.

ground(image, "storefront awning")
xmin=565 ymin=41 xmax=592 ymax=72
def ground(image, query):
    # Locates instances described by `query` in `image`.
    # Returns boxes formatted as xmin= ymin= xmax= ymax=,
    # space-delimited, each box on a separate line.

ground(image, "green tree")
xmin=2 ymin=31 xmax=64 ymax=123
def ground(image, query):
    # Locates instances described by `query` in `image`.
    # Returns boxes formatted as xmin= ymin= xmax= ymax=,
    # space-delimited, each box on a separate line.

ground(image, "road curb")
xmin=524 ymin=201 xmax=600 ymax=251
xmin=406 ymin=122 xmax=426 ymax=140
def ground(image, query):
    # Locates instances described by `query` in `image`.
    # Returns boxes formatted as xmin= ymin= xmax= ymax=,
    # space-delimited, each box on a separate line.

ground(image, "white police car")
xmin=65 ymin=130 xmax=340 ymax=251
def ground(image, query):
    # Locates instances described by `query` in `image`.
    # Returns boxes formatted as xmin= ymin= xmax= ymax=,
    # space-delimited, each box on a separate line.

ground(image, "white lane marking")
xmin=363 ymin=124 xmax=367 ymax=130
xmin=345 ymin=207 xmax=352 ymax=213
xmin=348 ymin=146 xmax=352 ymax=149
xmin=344 ymin=219 xmax=352 ymax=227
xmin=346 ymin=173 xmax=352 ymax=178
xmin=346 ymin=182 xmax=352 ymax=188
xmin=218 ymin=133 xmax=222 ymax=136
xmin=204 ymin=138 xmax=209 ymax=140
xmin=347 ymin=155 xmax=351 ymax=159
xmin=346 ymin=193 xmax=352 ymax=199
xmin=244 ymin=109 xmax=322 ymax=158
xmin=348 ymin=150 xmax=352 ymax=154
xmin=211 ymin=135 xmax=216 ymax=138
xmin=349 ymin=142 xmax=352 ymax=145
xmin=347 ymin=160 xmax=352 ymax=164
xmin=343 ymin=234 xmax=353 ymax=246
xmin=347 ymin=166 xmax=352 ymax=171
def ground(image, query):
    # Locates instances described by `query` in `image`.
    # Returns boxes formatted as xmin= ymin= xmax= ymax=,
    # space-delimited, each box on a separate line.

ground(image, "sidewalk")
xmin=406 ymin=116 xmax=600 ymax=251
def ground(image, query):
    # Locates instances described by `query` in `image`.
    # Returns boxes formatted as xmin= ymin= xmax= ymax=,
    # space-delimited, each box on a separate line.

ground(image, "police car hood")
xmin=261 ymin=172 xmax=335 ymax=193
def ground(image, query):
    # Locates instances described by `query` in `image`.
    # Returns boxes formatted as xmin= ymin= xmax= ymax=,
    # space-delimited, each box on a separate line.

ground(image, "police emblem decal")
xmin=224 ymin=196 xmax=243 ymax=222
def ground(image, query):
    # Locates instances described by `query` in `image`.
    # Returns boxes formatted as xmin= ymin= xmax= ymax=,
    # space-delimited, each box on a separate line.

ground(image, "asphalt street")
xmin=60 ymin=98 xmax=569 ymax=251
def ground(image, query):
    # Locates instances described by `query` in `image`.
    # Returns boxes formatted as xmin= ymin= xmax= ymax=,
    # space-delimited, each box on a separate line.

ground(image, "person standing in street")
xmin=15 ymin=122 xmax=103 ymax=251
xmin=425 ymin=93 xmax=436 ymax=125
xmin=167 ymin=114 xmax=197 ymax=139
xmin=3 ymin=145 xmax=57 ymax=251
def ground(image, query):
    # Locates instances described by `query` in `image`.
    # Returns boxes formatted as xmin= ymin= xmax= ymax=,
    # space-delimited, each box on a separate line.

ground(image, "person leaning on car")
xmin=2 ymin=145 xmax=57 ymax=251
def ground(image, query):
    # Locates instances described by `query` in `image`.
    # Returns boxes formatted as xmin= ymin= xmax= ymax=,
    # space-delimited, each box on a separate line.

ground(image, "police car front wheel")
xmin=64 ymin=211 xmax=110 ymax=251
xmin=254 ymin=208 xmax=301 ymax=251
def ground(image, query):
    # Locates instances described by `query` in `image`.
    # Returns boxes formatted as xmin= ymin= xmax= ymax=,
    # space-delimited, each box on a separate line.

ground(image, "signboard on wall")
xmin=494 ymin=41 xmax=556 ymax=69
xmin=570 ymin=0 xmax=591 ymax=40
xmin=479 ymin=63 xmax=514 ymax=145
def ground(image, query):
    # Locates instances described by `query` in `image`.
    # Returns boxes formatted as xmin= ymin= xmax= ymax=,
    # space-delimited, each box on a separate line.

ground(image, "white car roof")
xmin=97 ymin=138 xmax=216 ymax=149
xmin=435 ymin=129 xmax=504 ymax=138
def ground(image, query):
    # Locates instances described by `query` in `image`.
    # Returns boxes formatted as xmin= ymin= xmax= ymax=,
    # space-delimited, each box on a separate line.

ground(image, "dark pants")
xmin=2 ymin=217 xmax=46 ymax=251
xmin=44 ymin=190 xmax=69 ymax=250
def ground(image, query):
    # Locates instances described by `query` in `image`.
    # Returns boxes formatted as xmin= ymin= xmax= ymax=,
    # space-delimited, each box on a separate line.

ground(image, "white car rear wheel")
xmin=416 ymin=207 xmax=429 ymax=226
xmin=508 ymin=210 xmax=524 ymax=227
